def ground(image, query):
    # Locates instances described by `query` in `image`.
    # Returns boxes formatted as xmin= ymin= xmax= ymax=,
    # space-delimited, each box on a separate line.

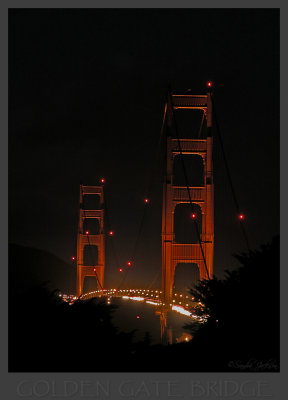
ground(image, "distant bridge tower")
xmin=161 ymin=91 xmax=214 ymax=303
xmin=76 ymin=185 xmax=105 ymax=297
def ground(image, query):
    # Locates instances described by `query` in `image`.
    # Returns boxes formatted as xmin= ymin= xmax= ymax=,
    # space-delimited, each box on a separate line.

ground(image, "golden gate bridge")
xmin=67 ymin=83 xmax=249 ymax=343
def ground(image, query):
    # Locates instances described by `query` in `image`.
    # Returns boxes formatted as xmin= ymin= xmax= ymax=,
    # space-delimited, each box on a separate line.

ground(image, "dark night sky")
xmin=9 ymin=8 xmax=279 ymax=291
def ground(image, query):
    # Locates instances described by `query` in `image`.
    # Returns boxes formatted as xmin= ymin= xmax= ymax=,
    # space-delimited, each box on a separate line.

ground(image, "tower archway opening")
xmin=173 ymin=154 xmax=204 ymax=187
xmin=173 ymin=263 xmax=200 ymax=294
xmin=83 ymin=194 xmax=100 ymax=210
xmin=174 ymin=203 xmax=202 ymax=243
xmin=173 ymin=109 xmax=206 ymax=139
xmin=83 ymin=218 xmax=100 ymax=235
xmin=82 ymin=276 xmax=98 ymax=294
xmin=83 ymin=245 xmax=99 ymax=266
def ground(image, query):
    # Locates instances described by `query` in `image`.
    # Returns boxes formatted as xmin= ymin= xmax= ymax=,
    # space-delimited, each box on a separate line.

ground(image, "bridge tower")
xmin=76 ymin=185 xmax=105 ymax=297
xmin=161 ymin=91 xmax=214 ymax=303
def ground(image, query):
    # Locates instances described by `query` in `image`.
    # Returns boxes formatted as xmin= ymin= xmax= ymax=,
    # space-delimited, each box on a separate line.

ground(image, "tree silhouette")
xmin=9 ymin=237 xmax=279 ymax=372
xmin=184 ymin=235 xmax=280 ymax=371
xmin=9 ymin=284 xmax=138 ymax=372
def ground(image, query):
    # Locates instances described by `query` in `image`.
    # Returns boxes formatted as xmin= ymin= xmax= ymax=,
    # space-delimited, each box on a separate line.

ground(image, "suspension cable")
xmin=116 ymin=103 xmax=167 ymax=291
xmin=146 ymin=268 xmax=161 ymax=290
xmin=102 ymin=186 xmax=122 ymax=271
xmin=197 ymin=111 xmax=205 ymax=138
xmin=211 ymin=95 xmax=251 ymax=252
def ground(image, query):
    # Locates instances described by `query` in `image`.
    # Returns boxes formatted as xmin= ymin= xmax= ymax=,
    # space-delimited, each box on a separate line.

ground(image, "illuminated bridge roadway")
xmin=59 ymin=288 xmax=207 ymax=322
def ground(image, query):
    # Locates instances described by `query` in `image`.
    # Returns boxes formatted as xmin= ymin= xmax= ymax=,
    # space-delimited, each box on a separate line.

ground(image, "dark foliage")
xmin=184 ymin=235 xmax=280 ymax=371
xmin=9 ymin=237 xmax=280 ymax=372
xmin=9 ymin=283 xmax=139 ymax=372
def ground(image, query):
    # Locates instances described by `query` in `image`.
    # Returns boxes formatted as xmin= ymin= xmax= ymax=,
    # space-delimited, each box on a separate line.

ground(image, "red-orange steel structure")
xmin=161 ymin=92 xmax=214 ymax=303
xmin=76 ymin=185 xmax=105 ymax=297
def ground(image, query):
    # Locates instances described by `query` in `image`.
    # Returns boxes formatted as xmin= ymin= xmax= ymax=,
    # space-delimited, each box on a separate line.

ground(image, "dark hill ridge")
xmin=9 ymin=243 xmax=76 ymax=295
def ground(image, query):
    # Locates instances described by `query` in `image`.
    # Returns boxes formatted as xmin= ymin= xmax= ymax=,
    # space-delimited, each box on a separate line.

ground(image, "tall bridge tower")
xmin=76 ymin=185 xmax=105 ymax=297
xmin=161 ymin=91 xmax=214 ymax=303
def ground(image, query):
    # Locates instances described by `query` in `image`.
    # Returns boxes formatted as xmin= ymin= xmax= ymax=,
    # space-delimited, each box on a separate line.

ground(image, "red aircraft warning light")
xmin=239 ymin=214 xmax=245 ymax=220
xmin=119 ymin=268 xmax=123 ymax=273
xmin=136 ymin=315 xmax=140 ymax=319
xmin=85 ymin=230 xmax=89 ymax=235
xmin=72 ymin=256 xmax=76 ymax=261
xmin=93 ymin=268 xmax=96 ymax=272
xmin=207 ymin=81 xmax=212 ymax=88
xmin=100 ymin=178 xmax=105 ymax=184
xmin=127 ymin=261 xmax=132 ymax=267
xmin=109 ymin=231 xmax=114 ymax=236
xmin=144 ymin=198 xmax=149 ymax=204
xmin=191 ymin=213 xmax=196 ymax=219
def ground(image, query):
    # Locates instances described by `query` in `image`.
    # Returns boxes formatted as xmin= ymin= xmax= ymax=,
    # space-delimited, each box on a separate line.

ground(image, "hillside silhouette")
xmin=9 ymin=243 xmax=76 ymax=294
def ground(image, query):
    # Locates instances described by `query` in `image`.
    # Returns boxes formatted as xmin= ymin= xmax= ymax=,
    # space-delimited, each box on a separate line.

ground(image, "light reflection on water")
xmin=109 ymin=297 xmax=196 ymax=344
